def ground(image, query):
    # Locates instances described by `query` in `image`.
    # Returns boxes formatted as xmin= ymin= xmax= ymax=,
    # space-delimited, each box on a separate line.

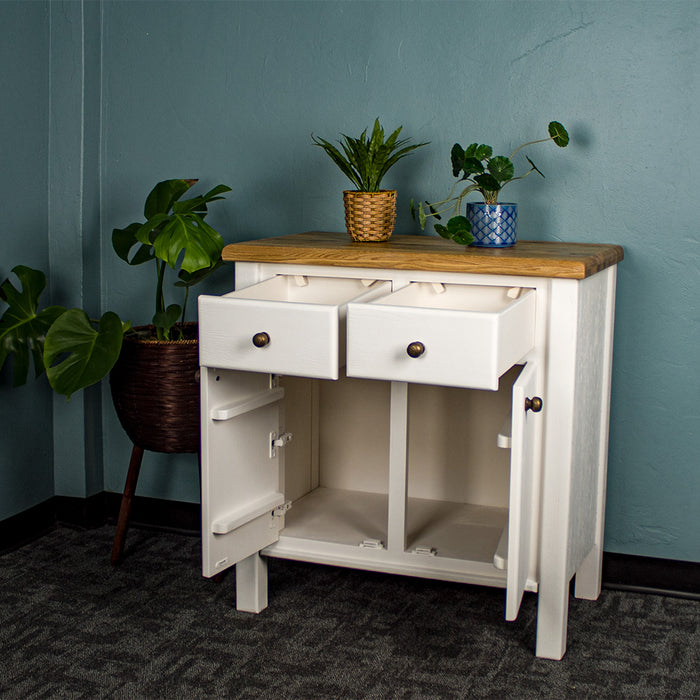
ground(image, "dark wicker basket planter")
xmin=109 ymin=323 xmax=200 ymax=454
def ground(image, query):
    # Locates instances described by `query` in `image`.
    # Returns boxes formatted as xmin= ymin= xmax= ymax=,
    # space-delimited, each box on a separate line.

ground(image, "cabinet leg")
xmin=535 ymin=576 xmax=570 ymax=660
xmin=236 ymin=552 xmax=268 ymax=613
xmin=574 ymin=544 xmax=603 ymax=600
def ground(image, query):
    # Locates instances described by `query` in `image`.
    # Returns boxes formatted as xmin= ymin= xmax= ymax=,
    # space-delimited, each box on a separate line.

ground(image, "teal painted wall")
xmin=0 ymin=1 xmax=54 ymax=519
xmin=1 ymin=1 xmax=698 ymax=563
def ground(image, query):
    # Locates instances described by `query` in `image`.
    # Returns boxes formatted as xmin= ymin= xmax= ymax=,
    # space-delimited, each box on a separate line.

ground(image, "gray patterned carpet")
xmin=0 ymin=525 xmax=698 ymax=699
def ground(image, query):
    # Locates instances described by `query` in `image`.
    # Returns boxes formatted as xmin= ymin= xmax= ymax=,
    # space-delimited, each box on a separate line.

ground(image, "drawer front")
xmin=346 ymin=285 xmax=536 ymax=390
xmin=199 ymin=296 xmax=341 ymax=378
xmin=199 ymin=277 xmax=391 ymax=379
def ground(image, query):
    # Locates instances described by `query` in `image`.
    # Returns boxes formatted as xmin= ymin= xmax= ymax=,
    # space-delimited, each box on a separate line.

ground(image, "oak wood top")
xmin=222 ymin=232 xmax=623 ymax=279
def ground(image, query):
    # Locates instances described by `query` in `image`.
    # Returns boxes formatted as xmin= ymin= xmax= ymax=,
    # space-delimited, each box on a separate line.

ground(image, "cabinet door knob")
xmin=525 ymin=396 xmax=543 ymax=413
xmin=406 ymin=341 xmax=425 ymax=358
xmin=252 ymin=332 xmax=270 ymax=348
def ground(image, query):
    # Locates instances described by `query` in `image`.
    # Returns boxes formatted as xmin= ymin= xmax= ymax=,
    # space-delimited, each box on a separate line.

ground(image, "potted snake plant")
xmin=411 ymin=121 xmax=569 ymax=247
xmin=313 ymin=119 xmax=427 ymax=242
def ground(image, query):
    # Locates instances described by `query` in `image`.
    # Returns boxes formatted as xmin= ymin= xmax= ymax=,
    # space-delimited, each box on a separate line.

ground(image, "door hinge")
xmin=272 ymin=501 xmax=292 ymax=518
xmin=270 ymin=431 xmax=293 ymax=458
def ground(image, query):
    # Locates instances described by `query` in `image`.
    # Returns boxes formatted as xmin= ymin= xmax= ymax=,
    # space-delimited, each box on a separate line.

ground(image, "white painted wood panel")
xmin=506 ymin=361 xmax=539 ymax=620
xmin=199 ymin=276 xmax=390 ymax=379
xmin=346 ymin=283 xmax=536 ymax=390
xmin=200 ymin=253 xmax=619 ymax=660
xmin=200 ymin=369 xmax=284 ymax=577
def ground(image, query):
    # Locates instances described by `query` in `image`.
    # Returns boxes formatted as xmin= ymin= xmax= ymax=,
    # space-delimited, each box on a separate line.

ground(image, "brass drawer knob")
xmin=406 ymin=341 xmax=425 ymax=358
xmin=252 ymin=332 xmax=270 ymax=348
xmin=525 ymin=396 xmax=543 ymax=413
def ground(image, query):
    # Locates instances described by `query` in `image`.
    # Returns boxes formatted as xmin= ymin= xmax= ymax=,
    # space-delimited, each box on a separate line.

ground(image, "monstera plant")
xmin=0 ymin=179 xmax=230 ymax=399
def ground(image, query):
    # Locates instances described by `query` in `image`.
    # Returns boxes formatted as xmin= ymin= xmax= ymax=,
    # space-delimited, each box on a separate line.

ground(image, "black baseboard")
xmin=2 ymin=496 xmax=698 ymax=599
xmin=0 ymin=492 xmax=200 ymax=555
xmin=0 ymin=499 xmax=57 ymax=554
xmin=603 ymin=551 xmax=700 ymax=600
xmin=103 ymin=492 xmax=200 ymax=535
xmin=55 ymin=492 xmax=108 ymax=529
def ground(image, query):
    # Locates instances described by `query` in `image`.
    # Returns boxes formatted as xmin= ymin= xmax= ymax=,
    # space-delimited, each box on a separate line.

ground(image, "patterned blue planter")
xmin=467 ymin=202 xmax=518 ymax=248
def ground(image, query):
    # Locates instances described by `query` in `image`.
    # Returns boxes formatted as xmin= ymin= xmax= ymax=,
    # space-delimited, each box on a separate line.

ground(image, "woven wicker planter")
xmin=109 ymin=323 xmax=200 ymax=454
xmin=343 ymin=190 xmax=397 ymax=242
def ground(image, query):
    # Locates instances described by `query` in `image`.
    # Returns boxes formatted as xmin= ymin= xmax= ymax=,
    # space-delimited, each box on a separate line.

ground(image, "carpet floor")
xmin=0 ymin=525 xmax=698 ymax=699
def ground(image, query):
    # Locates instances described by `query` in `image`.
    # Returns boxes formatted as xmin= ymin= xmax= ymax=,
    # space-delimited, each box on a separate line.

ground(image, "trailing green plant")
xmin=312 ymin=118 xmax=427 ymax=192
xmin=0 ymin=179 xmax=230 ymax=398
xmin=411 ymin=121 xmax=569 ymax=244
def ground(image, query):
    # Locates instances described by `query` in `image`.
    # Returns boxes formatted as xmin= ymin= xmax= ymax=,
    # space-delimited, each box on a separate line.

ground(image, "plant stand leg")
xmin=111 ymin=444 xmax=144 ymax=565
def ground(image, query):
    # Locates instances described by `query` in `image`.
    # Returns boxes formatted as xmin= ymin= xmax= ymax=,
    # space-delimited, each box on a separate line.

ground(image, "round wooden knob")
xmin=406 ymin=341 xmax=425 ymax=358
xmin=525 ymin=396 xmax=543 ymax=412
xmin=252 ymin=332 xmax=270 ymax=348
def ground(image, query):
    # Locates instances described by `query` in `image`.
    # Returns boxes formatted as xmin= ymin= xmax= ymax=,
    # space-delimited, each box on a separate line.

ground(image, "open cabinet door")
xmin=201 ymin=369 xmax=286 ymax=578
xmin=505 ymin=361 xmax=540 ymax=620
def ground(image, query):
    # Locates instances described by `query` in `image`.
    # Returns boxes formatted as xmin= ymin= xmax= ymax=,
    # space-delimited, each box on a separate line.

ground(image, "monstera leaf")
xmin=112 ymin=222 xmax=156 ymax=266
xmin=152 ymin=304 xmax=182 ymax=338
xmin=43 ymin=309 xmax=126 ymax=399
xmin=140 ymin=213 xmax=225 ymax=274
xmin=131 ymin=182 xmax=230 ymax=275
xmin=0 ymin=266 xmax=66 ymax=387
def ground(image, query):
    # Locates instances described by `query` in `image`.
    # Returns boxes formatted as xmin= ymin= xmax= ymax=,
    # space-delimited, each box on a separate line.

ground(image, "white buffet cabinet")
xmin=198 ymin=232 xmax=623 ymax=659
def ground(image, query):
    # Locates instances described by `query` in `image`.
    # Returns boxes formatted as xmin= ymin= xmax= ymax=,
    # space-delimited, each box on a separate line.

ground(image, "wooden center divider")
xmin=222 ymin=231 xmax=623 ymax=280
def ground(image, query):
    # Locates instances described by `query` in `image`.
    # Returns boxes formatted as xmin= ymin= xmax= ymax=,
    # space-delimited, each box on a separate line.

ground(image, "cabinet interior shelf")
xmin=269 ymin=486 xmax=509 ymax=569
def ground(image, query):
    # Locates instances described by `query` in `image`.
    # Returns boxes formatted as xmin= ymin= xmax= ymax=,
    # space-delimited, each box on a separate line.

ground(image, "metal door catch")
xmin=270 ymin=431 xmax=293 ymax=457
xmin=272 ymin=501 xmax=292 ymax=518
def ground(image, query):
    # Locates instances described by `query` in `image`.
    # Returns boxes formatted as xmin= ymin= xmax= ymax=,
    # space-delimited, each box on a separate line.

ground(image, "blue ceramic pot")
xmin=467 ymin=202 xmax=517 ymax=247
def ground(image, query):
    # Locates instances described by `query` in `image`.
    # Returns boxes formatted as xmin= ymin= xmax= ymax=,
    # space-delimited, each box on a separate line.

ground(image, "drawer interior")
xmin=370 ymin=281 xmax=533 ymax=313
xmin=229 ymin=274 xmax=385 ymax=309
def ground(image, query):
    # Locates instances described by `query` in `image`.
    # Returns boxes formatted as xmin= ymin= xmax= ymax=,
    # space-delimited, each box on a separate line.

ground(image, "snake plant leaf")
xmin=548 ymin=121 xmax=569 ymax=147
xmin=487 ymin=156 xmax=515 ymax=184
xmin=44 ymin=309 xmax=125 ymax=399
xmin=152 ymin=214 xmax=225 ymax=274
xmin=144 ymin=179 xmax=196 ymax=220
xmin=314 ymin=120 xmax=426 ymax=192
xmin=112 ymin=222 xmax=155 ymax=266
xmin=0 ymin=266 xmax=66 ymax=386
xmin=312 ymin=135 xmax=363 ymax=190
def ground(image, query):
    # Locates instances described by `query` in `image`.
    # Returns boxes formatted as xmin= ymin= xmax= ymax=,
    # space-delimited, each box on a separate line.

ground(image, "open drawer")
xmin=199 ymin=275 xmax=390 ymax=379
xmin=346 ymin=282 xmax=536 ymax=390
